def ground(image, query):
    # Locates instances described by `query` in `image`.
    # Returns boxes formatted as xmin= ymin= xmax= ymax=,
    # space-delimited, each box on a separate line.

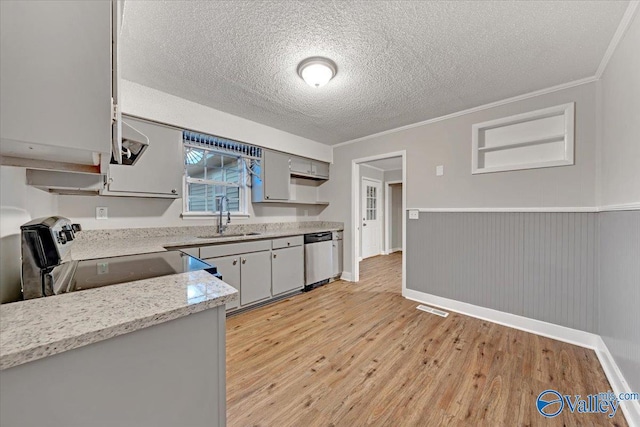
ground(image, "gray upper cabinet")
xmin=105 ymin=117 xmax=183 ymax=198
xmin=253 ymin=149 xmax=290 ymax=202
xmin=0 ymin=1 xmax=112 ymax=166
xmin=289 ymin=155 xmax=329 ymax=180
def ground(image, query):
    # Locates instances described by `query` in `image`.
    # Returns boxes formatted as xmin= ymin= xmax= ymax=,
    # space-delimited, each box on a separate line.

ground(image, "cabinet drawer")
xmin=200 ymin=240 xmax=271 ymax=259
xmin=271 ymin=235 xmax=303 ymax=250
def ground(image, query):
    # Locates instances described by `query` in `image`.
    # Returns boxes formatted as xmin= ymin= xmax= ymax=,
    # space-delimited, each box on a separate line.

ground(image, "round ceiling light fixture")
xmin=297 ymin=57 xmax=337 ymax=88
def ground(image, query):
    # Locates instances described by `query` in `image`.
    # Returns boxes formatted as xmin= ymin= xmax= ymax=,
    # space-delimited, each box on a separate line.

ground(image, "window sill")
xmin=181 ymin=212 xmax=250 ymax=219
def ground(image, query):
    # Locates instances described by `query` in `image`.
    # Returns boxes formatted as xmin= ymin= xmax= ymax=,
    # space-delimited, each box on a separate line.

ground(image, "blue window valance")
xmin=182 ymin=130 xmax=262 ymax=159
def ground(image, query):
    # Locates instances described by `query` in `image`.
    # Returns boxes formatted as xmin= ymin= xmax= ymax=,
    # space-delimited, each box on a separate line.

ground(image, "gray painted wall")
xmin=599 ymin=211 xmax=640 ymax=392
xmin=384 ymin=169 xmax=403 ymax=183
xmin=321 ymin=82 xmax=598 ymax=275
xmin=406 ymin=212 xmax=599 ymax=333
xmin=597 ymin=12 xmax=640 ymax=206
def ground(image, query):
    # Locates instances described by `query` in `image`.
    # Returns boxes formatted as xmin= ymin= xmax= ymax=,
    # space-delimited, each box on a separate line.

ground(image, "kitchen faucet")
xmin=217 ymin=195 xmax=231 ymax=234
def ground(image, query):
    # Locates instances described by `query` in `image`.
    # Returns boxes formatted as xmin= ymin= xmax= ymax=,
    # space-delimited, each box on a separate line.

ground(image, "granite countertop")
xmin=68 ymin=225 xmax=343 ymax=260
xmin=0 ymin=271 xmax=237 ymax=370
xmin=0 ymin=221 xmax=342 ymax=370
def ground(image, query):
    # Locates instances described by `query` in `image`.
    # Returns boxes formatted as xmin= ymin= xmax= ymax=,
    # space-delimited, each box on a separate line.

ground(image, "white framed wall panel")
xmin=472 ymin=103 xmax=575 ymax=174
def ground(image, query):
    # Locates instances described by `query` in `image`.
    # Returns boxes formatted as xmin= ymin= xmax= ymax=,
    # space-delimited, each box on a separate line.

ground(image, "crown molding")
xmin=595 ymin=1 xmax=639 ymax=79
xmin=332 ymin=76 xmax=597 ymax=149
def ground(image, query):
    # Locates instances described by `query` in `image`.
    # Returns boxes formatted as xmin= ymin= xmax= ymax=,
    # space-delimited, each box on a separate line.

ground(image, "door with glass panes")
xmin=361 ymin=178 xmax=382 ymax=259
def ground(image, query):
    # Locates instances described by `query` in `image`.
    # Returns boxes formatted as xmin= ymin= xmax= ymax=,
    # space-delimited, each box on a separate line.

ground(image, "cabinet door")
xmin=272 ymin=246 xmax=304 ymax=295
xmin=314 ymin=161 xmax=330 ymax=178
xmin=332 ymin=240 xmax=343 ymax=277
xmin=290 ymin=156 xmax=311 ymax=175
xmin=208 ymin=255 xmax=241 ymax=311
xmin=108 ymin=118 xmax=183 ymax=197
xmin=263 ymin=150 xmax=290 ymax=200
xmin=0 ymin=1 xmax=112 ymax=160
xmin=240 ymin=251 xmax=272 ymax=306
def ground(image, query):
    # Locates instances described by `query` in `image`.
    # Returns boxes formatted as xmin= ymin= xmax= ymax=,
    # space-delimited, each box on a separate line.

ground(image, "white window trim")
xmin=182 ymin=147 xmax=250 ymax=216
xmin=471 ymin=102 xmax=575 ymax=174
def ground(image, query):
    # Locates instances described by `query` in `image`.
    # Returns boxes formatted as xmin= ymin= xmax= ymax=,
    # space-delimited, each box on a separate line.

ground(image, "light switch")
xmin=96 ymin=206 xmax=108 ymax=220
xmin=409 ymin=209 xmax=419 ymax=220
xmin=436 ymin=165 xmax=444 ymax=176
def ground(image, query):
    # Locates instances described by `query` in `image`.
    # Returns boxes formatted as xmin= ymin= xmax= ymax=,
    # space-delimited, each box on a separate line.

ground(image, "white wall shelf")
xmin=472 ymin=103 xmax=575 ymax=174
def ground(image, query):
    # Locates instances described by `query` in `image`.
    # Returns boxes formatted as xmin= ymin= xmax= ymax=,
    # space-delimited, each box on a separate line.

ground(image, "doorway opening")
xmin=351 ymin=151 xmax=406 ymax=291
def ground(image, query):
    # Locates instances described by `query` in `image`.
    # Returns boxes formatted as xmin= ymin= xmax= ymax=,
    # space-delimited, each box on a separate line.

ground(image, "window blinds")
xmin=182 ymin=130 xmax=262 ymax=160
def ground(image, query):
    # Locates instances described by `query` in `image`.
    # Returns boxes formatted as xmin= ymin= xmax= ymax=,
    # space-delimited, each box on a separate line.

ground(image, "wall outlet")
xmin=436 ymin=165 xmax=444 ymax=176
xmin=96 ymin=206 xmax=108 ymax=220
xmin=409 ymin=209 xmax=419 ymax=220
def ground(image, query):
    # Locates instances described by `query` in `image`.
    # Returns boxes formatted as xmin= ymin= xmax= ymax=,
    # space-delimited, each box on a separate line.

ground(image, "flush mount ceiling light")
xmin=297 ymin=57 xmax=337 ymax=88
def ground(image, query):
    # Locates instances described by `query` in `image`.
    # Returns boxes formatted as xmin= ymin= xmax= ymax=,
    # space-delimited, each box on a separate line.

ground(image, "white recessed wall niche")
xmin=471 ymin=103 xmax=575 ymax=174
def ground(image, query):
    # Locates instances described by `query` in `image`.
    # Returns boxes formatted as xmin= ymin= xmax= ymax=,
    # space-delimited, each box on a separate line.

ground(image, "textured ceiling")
xmin=363 ymin=157 xmax=403 ymax=171
xmin=120 ymin=1 xmax=628 ymax=145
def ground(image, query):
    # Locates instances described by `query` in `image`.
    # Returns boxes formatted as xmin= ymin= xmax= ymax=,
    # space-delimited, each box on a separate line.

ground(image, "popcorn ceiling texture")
xmin=120 ymin=1 xmax=627 ymax=145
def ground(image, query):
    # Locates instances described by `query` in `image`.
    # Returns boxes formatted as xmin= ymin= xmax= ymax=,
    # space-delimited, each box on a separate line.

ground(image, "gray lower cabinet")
xmin=271 ymin=246 xmax=304 ymax=296
xmin=210 ymin=255 xmax=241 ymax=311
xmin=240 ymin=251 xmax=272 ymax=305
xmin=206 ymin=250 xmax=272 ymax=310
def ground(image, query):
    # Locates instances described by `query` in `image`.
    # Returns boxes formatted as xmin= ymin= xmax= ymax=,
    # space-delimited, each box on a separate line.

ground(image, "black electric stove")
xmin=50 ymin=250 xmax=219 ymax=296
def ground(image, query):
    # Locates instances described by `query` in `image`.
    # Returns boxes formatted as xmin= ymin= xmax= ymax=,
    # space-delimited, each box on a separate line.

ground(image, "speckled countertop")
xmin=0 ymin=221 xmax=342 ymax=370
xmin=68 ymin=222 xmax=343 ymax=261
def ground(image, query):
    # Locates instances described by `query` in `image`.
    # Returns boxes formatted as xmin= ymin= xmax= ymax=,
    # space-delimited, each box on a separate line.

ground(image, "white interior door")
xmin=361 ymin=178 xmax=382 ymax=259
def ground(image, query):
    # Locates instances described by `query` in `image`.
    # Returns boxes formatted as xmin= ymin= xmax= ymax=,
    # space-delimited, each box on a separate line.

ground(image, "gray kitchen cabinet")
xmin=263 ymin=150 xmax=291 ymax=201
xmin=104 ymin=117 xmax=183 ymax=198
xmin=271 ymin=246 xmax=304 ymax=296
xmin=205 ymin=248 xmax=272 ymax=309
xmin=289 ymin=155 xmax=330 ymax=180
xmin=313 ymin=161 xmax=330 ymax=179
xmin=0 ymin=1 xmax=113 ymax=166
xmin=240 ymin=251 xmax=272 ymax=305
xmin=211 ymin=255 xmax=241 ymax=311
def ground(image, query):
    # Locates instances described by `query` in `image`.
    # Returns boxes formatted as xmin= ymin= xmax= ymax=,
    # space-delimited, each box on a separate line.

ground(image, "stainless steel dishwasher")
xmin=304 ymin=231 xmax=333 ymax=290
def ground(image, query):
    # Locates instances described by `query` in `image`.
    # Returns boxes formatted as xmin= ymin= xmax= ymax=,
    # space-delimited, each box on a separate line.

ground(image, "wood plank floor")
xmin=227 ymin=252 xmax=626 ymax=426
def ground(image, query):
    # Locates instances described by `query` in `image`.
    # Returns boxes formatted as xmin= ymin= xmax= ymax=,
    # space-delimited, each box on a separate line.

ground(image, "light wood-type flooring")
xmin=227 ymin=252 xmax=626 ymax=426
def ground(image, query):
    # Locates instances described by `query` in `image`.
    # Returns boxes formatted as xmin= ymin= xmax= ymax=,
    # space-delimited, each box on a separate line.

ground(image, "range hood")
xmin=111 ymin=119 xmax=149 ymax=166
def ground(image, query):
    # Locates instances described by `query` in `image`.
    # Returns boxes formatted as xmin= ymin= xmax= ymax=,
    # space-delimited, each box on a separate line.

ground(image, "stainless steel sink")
xmin=197 ymin=232 xmax=261 ymax=239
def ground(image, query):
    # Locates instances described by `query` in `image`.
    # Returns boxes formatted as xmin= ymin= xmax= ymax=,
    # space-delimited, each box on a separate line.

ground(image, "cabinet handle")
xmin=242 ymin=258 xmax=246 ymax=264
xmin=273 ymin=253 xmax=277 ymax=259
xmin=171 ymin=189 xmax=177 ymax=194
xmin=232 ymin=259 xmax=238 ymax=265
xmin=287 ymin=242 xmax=290 ymax=246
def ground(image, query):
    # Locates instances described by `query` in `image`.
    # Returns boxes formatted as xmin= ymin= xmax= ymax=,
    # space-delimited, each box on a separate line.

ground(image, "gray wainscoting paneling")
xmin=406 ymin=212 xmax=599 ymax=332
xmin=599 ymin=211 xmax=640 ymax=392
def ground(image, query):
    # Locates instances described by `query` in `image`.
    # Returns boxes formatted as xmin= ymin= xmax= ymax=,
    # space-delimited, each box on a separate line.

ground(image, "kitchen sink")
xmin=197 ymin=232 xmax=261 ymax=239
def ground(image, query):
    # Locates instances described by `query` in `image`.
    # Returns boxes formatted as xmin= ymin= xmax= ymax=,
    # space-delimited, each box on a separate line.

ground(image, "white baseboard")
xmin=403 ymin=289 xmax=600 ymax=348
xmin=403 ymin=288 xmax=640 ymax=426
xmin=390 ymin=247 xmax=402 ymax=253
xmin=340 ymin=271 xmax=353 ymax=282
xmin=594 ymin=336 xmax=640 ymax=426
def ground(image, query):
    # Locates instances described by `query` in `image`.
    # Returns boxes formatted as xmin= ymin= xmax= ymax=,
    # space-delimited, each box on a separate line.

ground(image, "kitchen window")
xmin=182 ymin=131 xmax=262 ymax=216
